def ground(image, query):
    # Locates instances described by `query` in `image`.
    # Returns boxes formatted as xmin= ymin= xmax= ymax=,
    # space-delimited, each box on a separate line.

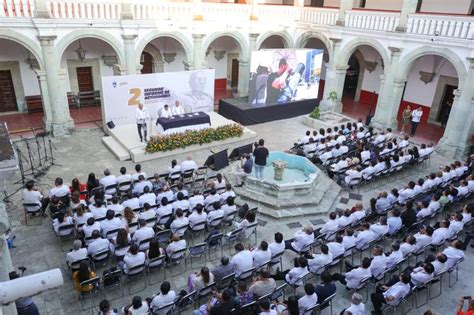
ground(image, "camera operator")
xmin=8 ymin=270 xmax=40 ymax=315
xmin=233 ymin=153 xmax=253 ymax=187
xmin=458 ymin=296 xmax=474 ymax=315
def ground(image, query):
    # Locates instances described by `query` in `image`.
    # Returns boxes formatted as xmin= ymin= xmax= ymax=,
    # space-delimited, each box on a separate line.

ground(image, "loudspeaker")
xmin=106 ymin=121 xmax=115 ymax=129
xmin=228 ymin=143 xmax=254 ymax=160
xmin=204 ymin=149 xmax=229 ymax=171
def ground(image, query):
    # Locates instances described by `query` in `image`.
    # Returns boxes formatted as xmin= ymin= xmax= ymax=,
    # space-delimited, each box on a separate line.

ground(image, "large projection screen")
xmin=248 ymin=49 xmax=324 ymax=106
xmin=102 ymin=69 xmax=215 ymax=126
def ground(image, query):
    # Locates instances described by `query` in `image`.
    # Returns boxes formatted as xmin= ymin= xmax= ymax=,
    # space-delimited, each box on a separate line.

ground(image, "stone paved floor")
xmin=3 ymin=115 xmax=473 ymax=314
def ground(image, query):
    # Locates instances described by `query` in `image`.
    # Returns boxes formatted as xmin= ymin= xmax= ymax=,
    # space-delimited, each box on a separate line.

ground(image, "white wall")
xmin=148 ymin=37 xmax=188 ymax=73
xmin=364 ymin=0 xmax=403 ymax=11
xmin=359 ymin=45 xmax=384 ymax=93
xmin=403 ymin=55 xmax=458 ymax=107
xmin=204 ymin=36 xmax=239 ymax=79
xmin=0 ymin=39 xmax=40 ymax=96
xmin=421 ymin=0 xmax=473 ymax=14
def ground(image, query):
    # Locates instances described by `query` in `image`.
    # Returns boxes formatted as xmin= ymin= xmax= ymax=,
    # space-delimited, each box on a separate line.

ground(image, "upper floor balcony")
xmin=1 ymin=0 xmax=473 ymax=40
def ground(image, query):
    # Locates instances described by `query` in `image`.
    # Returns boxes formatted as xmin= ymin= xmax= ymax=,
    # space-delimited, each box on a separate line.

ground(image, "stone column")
xmin=37 ymin=35 xmax=74 ymax=136
xmin=320 ymin=38 xmax=344 ymax=112
xmin=35 ymin=70 xmax=53 ymax=132
xmin=437 ymin=58 xmax=474 ymax=159
xmin=193 ymin=0 xmax=203 ymax=20
xmin=336 ymin=0 xmax=353 ymax=26
xmin=33 ymin=0 xmax=50 ymax=18
xmin=250 ymin=0 xmax=258 ymax=21
xmin=120 ymin=0 xmax=133 ymax=20
xmin=293 ymin=0 xmax=304 ymax=7
xmin=122 ymin=35 xmax=138 ymax=75
xmin=396 ymin=0 xmax=418 ymax=32
xmin=0 ymin=202 xmax=17 ymax=315
xmin=192 ymin=34 xmax=205 ymax=70
xmin=371 ymin=47 xmax=404 ymax=130
xmin=238 ymin=60 xmax=250 ymax=96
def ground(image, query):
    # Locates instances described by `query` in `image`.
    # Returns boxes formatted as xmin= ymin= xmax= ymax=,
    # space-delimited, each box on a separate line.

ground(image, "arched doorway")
xmin=300 ymin=36 xmax=331 ymax=100
xmin=140 ymin=51 xmax=154 ymax=74
xmin=342 ymin=55 xmax=360 ymax=100
xmin=258 ymin=34 xmax=289 ymax=50
xmin=138 ymin=37 xmax=188 ymax=74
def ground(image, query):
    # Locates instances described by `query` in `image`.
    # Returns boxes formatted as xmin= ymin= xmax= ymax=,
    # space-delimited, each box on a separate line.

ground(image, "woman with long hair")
xmin=146 ymin=238 xmax=164 ymax=261
xmin=401 ymin=104 xmax=412 ymax=135
xmin=188 ymin=266 xmax=214 ymax=292
xmin=70 ymin=177 xmax=86 ymax=199
xmin=121 ymin=207 xmax=138 ymax=233
xmin=73 ymin=261 xmax=96 ymax=292
xmin=111 ymin=228 xmax=130 ymax=258
xmin=86 ymin=173 xmax=99 ymax=193
xmin=73 ymin=204 xmax=93 ymax=230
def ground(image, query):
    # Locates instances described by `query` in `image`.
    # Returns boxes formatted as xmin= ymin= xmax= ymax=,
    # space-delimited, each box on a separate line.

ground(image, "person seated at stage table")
xmin=160 ymin=104 xmax=172 ymax=119
xmin=171 ymin=100 xmax=185 ymax=115
xmin=180 ymin=155 xmax=197 ymax=172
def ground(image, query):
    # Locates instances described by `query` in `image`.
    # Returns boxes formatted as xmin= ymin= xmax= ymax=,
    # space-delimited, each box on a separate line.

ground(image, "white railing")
xmin=407 ymin=14 xmax=474 ymax=40
xmin=257 ymin=5 xmax=297 ymax=23
xmin=49 ymin=0 xmax=121 ymax=19
xmin=298 ymin=7 xmax=338 ymax=25
xmin=345 ymin=10 xmax=400 ymax=32
xmin=0 ymin=0 xmax=34 ymax=17
xmin=131 ymin=1 xmax=193 ymax=21
xmin=202 ymin=3 xmax=251 ymax=23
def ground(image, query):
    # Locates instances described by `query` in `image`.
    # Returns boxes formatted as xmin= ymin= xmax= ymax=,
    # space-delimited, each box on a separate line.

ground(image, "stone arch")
xmin=0 ymin=29 xmax=44 ymax=69
xmin=55 ymin=29 xmax=125 ymax=65
xmin=294 ymin=31 xmax=332 ymax=62
xmin=337 ymin=37 xmax=389 ymax=71
xmin=135 ymin=31 xmax=193 ymax=65
xmin=202 ymin=31 xmax=249 ymax=61
xmin=395 ymin=46 xmax=467 ymax=85
xmin=256 ymin=31 xmax=293 ymax=50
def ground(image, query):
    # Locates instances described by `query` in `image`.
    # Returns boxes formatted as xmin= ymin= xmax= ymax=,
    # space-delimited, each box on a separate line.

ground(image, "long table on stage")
xmin=218 ymin=96 xmax=319 ymax=125
xmin=156 ymin=111 xmax=211 ymax=134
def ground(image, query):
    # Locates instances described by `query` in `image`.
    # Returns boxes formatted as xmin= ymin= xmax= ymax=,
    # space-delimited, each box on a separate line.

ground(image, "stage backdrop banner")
xmin=102 ymin=69 xmax=215 ymax=126
xmin=248 ymin=49 xmax=323 ymax=106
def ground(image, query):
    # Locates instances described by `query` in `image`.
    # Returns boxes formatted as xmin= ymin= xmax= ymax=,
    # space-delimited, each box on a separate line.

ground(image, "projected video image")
xmin=248 ymin=49 xmax=324 ymax=106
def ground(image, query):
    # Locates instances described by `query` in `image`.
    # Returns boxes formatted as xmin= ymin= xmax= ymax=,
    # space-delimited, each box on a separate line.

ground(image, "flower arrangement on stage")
xmin=145 ymin=124 xmax=244 ymax=153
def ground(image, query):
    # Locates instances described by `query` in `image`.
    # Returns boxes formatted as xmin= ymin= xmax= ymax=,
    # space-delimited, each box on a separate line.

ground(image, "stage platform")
xmin=218 ymin=97 xmax=319 ymax=125
xmin=102 ymin=112 xmax=258 ymax=163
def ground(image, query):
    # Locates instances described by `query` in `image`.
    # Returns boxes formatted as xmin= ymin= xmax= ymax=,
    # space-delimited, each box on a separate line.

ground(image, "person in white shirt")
xmin=150 ymin=281 xmax=176 ymax=313
xmin=188 ymin=205 xmax=207 ymax=230
xmin=336 ymin=130 xmax=346 ymax=144
xmin=337 ymin=209 xmax=352 ymax=229
xmin=361 ymin=161 xmax=376 ymax=180
xmin=156 ymin=197 xmax=173 ymax=225
xmin=132 ymin=164 xmax=147 ymax=182
xmin=356 ymin=127 xmax=365 ymax=139
xmin=66 ymin=240 xmax=88 ymax=268
xmin=387 ymin=209 xmax=402 ymax=235
xmin=116 ymin=166 xmax=133 ymax=191
xmin=87 ymin=230 xmax=110 ymax=256
xmin=159 ymin=104 xmax=172 ymax=119
xmin=204 ymin=189 xmax=220 ymax=207
xmin=461 ymin=204 xmax=473 ymax=224
xmin=231 ymin=243 xmax=253 ymax=277
xmin=219 ymin=184 xmax=236 ymax=204
xmin=122 ymin=244 xmax=146 ymax=274
xmin=360 ymin=146 xmax=371 ymax=164
xmin=156 ymin=185 xmax=174 ymax=205
xmin=138 ymin=203 xmax=157 ymax=228
xmin=107 ymin=197 xmax=124 ymax=217
xmin=100 ymin=169 xmax=117 ymax=195
xmin=298 ymin=131 xmax=311 ymax=145
xmin=172 ymin=192 xmax=190 ymax=213
xmin=342 ymin=228 xmax=356 ymax=249
xmin=370 ymin=217 xmax=389 ymax=238
xmin=369 ymin=246 xmax=387 ymax=279
xmin=135 ymin=103 xmax=151 ymax=142
xmin=22 ymin=180 xmax=48 ymax=215
xmin=168 ymin=160 xmax=181 ymax=182
xmin=286 ymin=226 xmax=315 ymax=253
xmin=132 ymin=219 xmax=155 ymax=245
xmin=100 ymin=210 xmax=124 ymax=238
xmin=170 ymin=209 xmax=189 ymax=237
xmin=344 ymin=293 xmax=366 ymax=315
xmin=90 ymin=199 xmax=107 ymax=220
xmin=398 ymin=135 xmax=410 ymax=149
xmin=409 ymin=262 xmax=434 ymax=286
xmin=122 ymin=192 xmax=140 ymax=211
xmin=416 ymin=200 xmax=432 ymax=220
xmin=179 ymin=156 xmax=197 ymax=173
xmin=442 ymin=241 xmax=465 ymax=270
xmin=374 ymin=132 xmax=386 ymax=145
xmin=282 ymin=256 xmax=310 ymax=286
xmin=319 ymin=212 xmax=339 ymax=238
xmin=133 ymin=176 xmax=153 ymax=197
xmin=350 ymin=204 xmax=366 ymax=225
xmin=83 ymin=217 xmax=101 ymax=239
xmin=430 ymin=253 xmax=448 ymax=276
xmin=414 ymin=226 xmax=434 ymax=251
xmin=400 ymin=235 xmax=416 ymax=257
xmin=455 ymin=180 xmax=470 ymax=197
xmin=398 ymin=182 xmax=416 ymax=204
xmin=410 ymin=106 xmax=423 ymax=136
xmin=326 ymin=235 xmax=345 ymax=259
xmin=375 ymin=191 xmax=391 ymax=214
xmin=138 ymin=187 xmax=156 ymax=207
xmin=331 ymin=157 xmax=349 ymax=175
xmin=344 ymin=167 xmax=362 ymax=187
xmin=268 ymin=232 xmax=285 ymax=263
xmin=48 ymin=177 xmax=70 ymax=199
xmin=189 ymin=190 xmax=205 ymax=210
xmin=319 ymin=149 xmax=333 ymax=166
xmin=355 ymin=223 xmax=377 ymax=250
xmin=252 ymin=241 xmax=272 ymax=269
xmin=371 ymin=274 xmax=411 ymax=314
xmin=308 ymin=244 xmax=333 ymax=274
xmin=166 ymin=234 xmax=187 ymax=260
xmin=374 ymin=157 xmax=387 ymax=174
xmin=431 ymin=220 xmax=451 ymax=245
xmin=298 ymin=283 xmax=318 ymax=314
xmin=207 ymin=202 xmax=225 ymax=228
xmin=52 ymin=213 xmax=74 ymax=235
xmin=171 ymin=100 xmax=185 ymax=115
xmin=448 ymin=213 xmax=464 ymax=238
xmin=331 ymin=257 xmax=371 ymax=289
xmin=385 ymin=242 xmax=404 ymax=269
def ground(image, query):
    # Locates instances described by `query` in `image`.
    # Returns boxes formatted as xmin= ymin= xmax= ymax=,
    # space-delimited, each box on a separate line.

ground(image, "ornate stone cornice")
xmin=388 ymin=47 xmax=403 ymax=54
xmin=37 ymin=35 xmax=57 ymax=46
xmin=192 ymin=33 xmax=205 ymax=41
xmin=122 ymin=34 xmax=137 ymax=43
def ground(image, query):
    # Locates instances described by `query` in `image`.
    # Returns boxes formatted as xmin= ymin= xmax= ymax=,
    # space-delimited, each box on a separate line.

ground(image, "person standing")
xmin=401 ymin=105 xmax=412 ymax=135
xmin=253 ymin=139 xmax=269 ymax=179
xmin=441 ymin=100 xmax=452 ymax=127
xmin=266 ymin=58 xmax=289 ymax=105
xmin=135 ymin=103 xmax=150 ymax=142
xmin=410 ymin=106 xmax=423 ymax=136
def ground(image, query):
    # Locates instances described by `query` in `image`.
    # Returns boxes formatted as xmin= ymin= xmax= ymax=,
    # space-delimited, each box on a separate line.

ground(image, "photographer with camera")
xmin=8 ymin=268 xmax=39 ymax=315
xmin=458 ymin=296 xmax=474 ymax=315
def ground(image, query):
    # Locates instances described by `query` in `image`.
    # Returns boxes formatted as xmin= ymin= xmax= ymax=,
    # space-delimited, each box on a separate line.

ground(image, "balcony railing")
xmin=0 ymin=0 xmax=472 ymax=40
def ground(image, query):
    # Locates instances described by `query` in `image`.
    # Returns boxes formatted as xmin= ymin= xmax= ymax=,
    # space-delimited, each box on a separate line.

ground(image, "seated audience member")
xmin=139 ymin=186 xmax=156 ymax=206
xmin=73 ymin=261 xmax=97 ymax=292
xmin=100 ymin=169 xmax=117 ymax=195
xmin=370 ymin=217 xmax=389 ymax=237
xmin=138 ymin=203 xmax=156 ymax=226
xmin=49 ymin=177 xmax=70 ymax=201
xmin=429 ymin=252 xmax=448 ymax=276
xmin=211 ymin=256 xmax=234 ymax=284
xmin=234 ymin=153 xmax=253 ymax=187
xmin=268 ymin=232 xmax=285 ymax=261
xmin=188 ymin=266 xmax=214 ymax=292
xmin=70 ymin=191 xmax=87 ymax=211
xmin=375 ymin=192 xmax=391 ymax=213
xmin=461 ymin=203 xmax=473 ymax=224
xmin=370 ymin=273 xmax=411 ymax=315
xmin=431 ymin=220 xmax=451 ymax=245
xmin=110 ymin=228 xmax=130 ymax=257
xmin=23 ymin=180 xmax=49 ymax=215
xmin=66 ymin=240 xmax=88 ymax=268
xmin=337 ymin=209 xmax=352 ymax=229
xmin=52 ymin=212 xmax=74 ymax=235
xmin=150 ymin=281 xmax=176 ymax=312
xmin=449 ymin=213 xmax=465 ymax=238
xmin=273 ymin=256 xmax=309 ymax=286
xmin=308 ymin=244 xmax=333 ymax=274
xmin=252 ymin=241 xmax=272 ymax=268
xmin=318 ymin=212 xmax=339 ymax=237
xmin=400 ymin=235 xmax=417 ymax=257
xmin=133 ymin=175 xmax=153 ymax=196
xmin=188 ymin=190 xmax=205 ymax=210
xmin=132 ymin=164 xmax=147 ymax=182
xmin=314 ymin=271 xmax=337 ymax=305
xmin=121 ymin=244 xmax=145 ymax=274
xmin=100 ymin=210 xmax=124 ymax=238
xmin=86 ymin=173 xmax=100 ymax=194
xmin=172 ymin=192 xmax=190 ymax=213
xmin=207 ymin=202 xmax=224 ymax=228
xmin=342 ymin=228 xmax=357 ymax=249
xmin=408 ymin=262 xmax=435 ymax=286
xmin=132 ymin=219 xmax=155 ymax=245
xmin=99 ymin=299 xmax=116 ymax=315
xmin=414 ymin=226 xmax=434 ymax=251
xmin=331 ymin=257 xmax=371 ymax=289
xmin=442 ymin=240 xmax=465 ymax=270
xmin=387 ymin=209 xmax=402 ymax=235
xmin=87 ymin=230 xmax=110 ymax=256
xmin=180 ymin=156 xmax=197 ymax=172
xmin=156 ymin=197 xmax=173 ymax=226
xmin=230 ymin=243 xmax=253 ymax=277
xmin=213 ymin=173 xmax=226 ymax=191
xmin=327 ymin=234 xmax=345 ymax=259
xmin=235 ymin=211 xmax=257 ymax=239
xmin=208 ymin=288 xmax=235 ymax=315
xmin=83 ymin=217 xmax=101 ymax=239
xmin=249 ymin=268 xmax=276 ymax=299
xmin=108 ymin=196 xmax=124 ymax=216
xmin=285 ymin=226 xmax=315 ymax=253
xmin=221 ymin=197 xmax=237 ymax=222
xmin=166 ymin=234 xmax=187 ymax=260
xmin=170 ymin=209 xmax=189 ymax=237
xmin=122 ymin=192 xmax=140 ymax=210
xmin=145 ymin=239 xmax=165 ymax=264
xmin=116 ymin=166 xmax=133 ymax=190
xmin=121 ymin=207 xmax=138 ymax=233
xmin=157 ymin=185 xmax=174 ymax=205
xmin=341 ymin=293 xmax=365 ymax=315
xmin=298 ymin=283 xmax=318 ymax=314
xmin=90 ymin=199 xmax=107 ymax=220
xmin=398 ymin=181 xmax=416 ymax=204
xmin=125 ymin=296 xmax=149 ymax=315
xmin=369 ymin=245 xmax=387 ymax=279
xmin=350 ymin=203 xmax=366 ymax=225
xmin=188 ymin=204 xmax=207 ymax=229
xmin=204 ymin=188 xmax=220 ymax=206
xmin=173 ymin=182 xmax=189 ymax=199
xmin=219 ymin=183 xmax=236 ymax=203
xmin=401 ymin=201 xmax=417 ymax=228
xmin=385 ymin=242 xmax=404 ymax=269
xmin=355 ymin=223 xmax=377 ymax=250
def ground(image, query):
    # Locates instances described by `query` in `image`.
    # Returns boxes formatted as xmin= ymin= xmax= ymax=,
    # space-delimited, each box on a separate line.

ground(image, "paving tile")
xmin=287 ymin=222 xmax=302 ymax=229
xmin=257 ymin=218 xmax=267 ymax=226
xmin=310 ymin=219 xmax=325 ymax=225
xmin=349 ymin=193 xmax=362 ymax=200
xmin=339 ymin=197 xmax=349 ymax=204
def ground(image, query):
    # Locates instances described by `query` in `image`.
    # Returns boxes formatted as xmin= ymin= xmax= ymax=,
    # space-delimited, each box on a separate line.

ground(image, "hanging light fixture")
xmin=76 ymin=40 xmax=86 ymax=62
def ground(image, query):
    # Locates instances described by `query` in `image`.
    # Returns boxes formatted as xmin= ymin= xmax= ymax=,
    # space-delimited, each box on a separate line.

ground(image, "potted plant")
xmin=309 ymin=106 xmax=320 ymax=119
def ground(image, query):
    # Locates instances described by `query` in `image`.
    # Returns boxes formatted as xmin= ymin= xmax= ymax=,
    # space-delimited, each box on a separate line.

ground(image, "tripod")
xmin=48 ymin=138 xmax=62 ymax=167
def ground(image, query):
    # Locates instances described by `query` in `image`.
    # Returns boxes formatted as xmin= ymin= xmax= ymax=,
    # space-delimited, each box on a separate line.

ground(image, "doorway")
xmin=141 ymin=52 xmax=154 ymax=74
xmin=76 ymin=66 xmax=94 ymax=92
xmin=437 ymin=84 xmax=456 ymax=123
xmin=0 ymin=70 xmax=17 ymax=112
xmin=231 ymin=59 xmax=239 ymax=89
xmin=342 ymin=55 xmax=360 ymax=99
xmin=416 ymin=0 xmax=423 ymax=12
xmin=310 ymin=0 xmax=324 ymax=7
